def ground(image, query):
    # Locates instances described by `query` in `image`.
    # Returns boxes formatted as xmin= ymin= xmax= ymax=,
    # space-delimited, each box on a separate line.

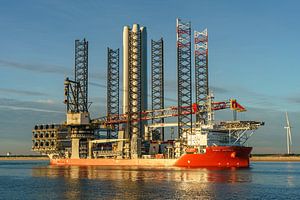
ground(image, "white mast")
xmin=284 ymin=112 xmax=292 ymax=154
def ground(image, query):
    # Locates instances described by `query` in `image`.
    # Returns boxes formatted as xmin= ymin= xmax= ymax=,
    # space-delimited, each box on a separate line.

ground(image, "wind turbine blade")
xmin=286 ymin=112 xmax=291 ymax=127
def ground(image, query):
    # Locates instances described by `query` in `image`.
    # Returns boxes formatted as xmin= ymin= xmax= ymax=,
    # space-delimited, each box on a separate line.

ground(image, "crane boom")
xmin=92 ymin=99 xmax=245 ymax=127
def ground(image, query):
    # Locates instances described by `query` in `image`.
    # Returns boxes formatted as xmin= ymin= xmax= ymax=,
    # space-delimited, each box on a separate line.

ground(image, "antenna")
xmin=284 ymin=112 xmax=292 ymax=154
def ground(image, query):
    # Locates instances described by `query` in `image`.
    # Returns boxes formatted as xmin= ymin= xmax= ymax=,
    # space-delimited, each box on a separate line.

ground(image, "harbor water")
xmin=0 ymin=160 xmax=299 ymax=199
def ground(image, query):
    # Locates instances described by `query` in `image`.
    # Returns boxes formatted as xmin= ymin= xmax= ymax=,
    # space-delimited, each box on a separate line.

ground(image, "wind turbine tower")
xmin=284 ymin=112 xmax=292 ymax=154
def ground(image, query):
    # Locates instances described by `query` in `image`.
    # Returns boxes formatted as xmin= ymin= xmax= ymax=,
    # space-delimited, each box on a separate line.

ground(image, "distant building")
xmin=6 ymin=152 xmax=11 ymax=156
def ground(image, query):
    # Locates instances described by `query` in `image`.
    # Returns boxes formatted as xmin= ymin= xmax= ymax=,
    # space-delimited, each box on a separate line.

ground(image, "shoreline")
xmin=0 ymin=157 xmax=49 ymax=161
xmin=250 ymin=156 xmax=300 ymax=162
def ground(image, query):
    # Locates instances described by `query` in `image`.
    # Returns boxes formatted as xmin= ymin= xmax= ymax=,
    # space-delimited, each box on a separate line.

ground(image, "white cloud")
xmin=0 ymin=105 xmax=64 ymax=113
xmin=35 ymin=99 xmax=57 ymax=105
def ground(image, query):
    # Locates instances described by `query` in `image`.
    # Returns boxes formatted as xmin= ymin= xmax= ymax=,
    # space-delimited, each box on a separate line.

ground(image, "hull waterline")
xmin=50 ymin=146 xmax=252 ymax=168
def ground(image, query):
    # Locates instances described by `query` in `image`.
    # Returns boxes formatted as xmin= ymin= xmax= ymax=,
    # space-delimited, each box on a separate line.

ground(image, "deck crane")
xmin=92 ymin=98 xmax=246 ymax=128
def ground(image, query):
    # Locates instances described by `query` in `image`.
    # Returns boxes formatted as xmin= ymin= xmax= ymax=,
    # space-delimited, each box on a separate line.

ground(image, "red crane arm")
xmin=95 ymin=99 xmax=246 ymax=125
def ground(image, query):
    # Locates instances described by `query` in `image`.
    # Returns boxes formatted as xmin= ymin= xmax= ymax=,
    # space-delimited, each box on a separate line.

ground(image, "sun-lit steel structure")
xmin=176 ymin=18 xmax=192 ymax=140
xmin=151 ymin=38 xmax=164 ymax=141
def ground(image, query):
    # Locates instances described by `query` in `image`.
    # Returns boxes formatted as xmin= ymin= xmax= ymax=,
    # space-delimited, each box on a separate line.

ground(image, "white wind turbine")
xmin=284 ymin=112 xmax=292 ymax=154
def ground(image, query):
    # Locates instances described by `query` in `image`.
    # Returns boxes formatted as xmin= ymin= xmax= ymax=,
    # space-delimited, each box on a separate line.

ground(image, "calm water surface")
xmin=0 ymin=160 xmax=299 ymax=199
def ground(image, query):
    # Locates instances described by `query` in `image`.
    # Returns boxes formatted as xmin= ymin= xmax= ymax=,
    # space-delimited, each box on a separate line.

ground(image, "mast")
xmin=284 ymin=112 xmax=292 ymax=154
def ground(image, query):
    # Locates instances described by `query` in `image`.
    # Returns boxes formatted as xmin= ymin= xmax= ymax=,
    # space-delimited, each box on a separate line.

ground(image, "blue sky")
xmin=0 ymin=0 xmax=299 ymax=154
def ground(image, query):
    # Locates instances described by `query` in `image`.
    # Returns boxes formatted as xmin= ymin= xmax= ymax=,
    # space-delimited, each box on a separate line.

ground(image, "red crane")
xmin=93 ymin=99 xmax=246 ymax=126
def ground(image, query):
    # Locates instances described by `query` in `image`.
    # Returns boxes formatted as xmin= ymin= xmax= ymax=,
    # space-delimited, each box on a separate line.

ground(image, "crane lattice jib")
xmin=151 ymin=38 xmax=164 ymax=140
xmin=75 ymin=39 xmax=89 ymax=112
xmin=177 ymin=18 xmax=192 ymax=140
xmin=93 ymin=100 xmax=243 ymax=128
xmin=194 ymin=29 xmax=208 ymax=124
xmin=107 ymin=48 xmax=120 ymax=138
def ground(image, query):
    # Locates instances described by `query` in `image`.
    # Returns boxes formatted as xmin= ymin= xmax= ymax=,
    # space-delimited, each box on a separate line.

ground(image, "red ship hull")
xmin=175 ymin=146 xmax=252 ymax=168
xmin=50 ymin=146 xmax=252 ymax=168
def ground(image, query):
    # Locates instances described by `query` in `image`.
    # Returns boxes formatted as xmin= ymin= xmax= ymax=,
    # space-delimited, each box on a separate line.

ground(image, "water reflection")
xmin=32 ymin=166 xmax=252 ymax=184
xmin=31 ymin=165 xmax=253 ymax=199
xmin=286 ymin=162 xmax=295 ymax=187
xmin=2 ymin=161 xmax=300 ymax=200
